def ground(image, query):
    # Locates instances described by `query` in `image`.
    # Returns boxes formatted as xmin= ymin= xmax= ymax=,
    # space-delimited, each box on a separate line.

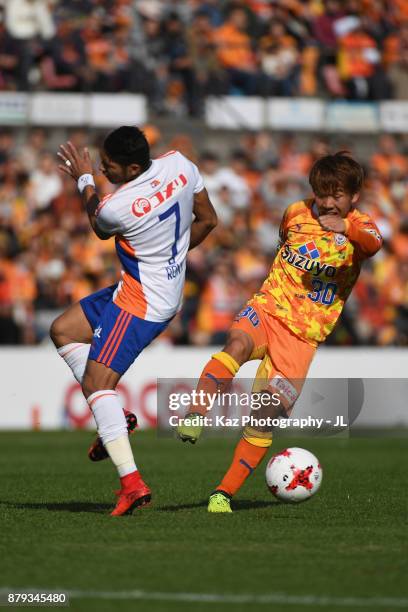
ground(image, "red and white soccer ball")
xmin=265 ymin=447 xmax=323 ymax=503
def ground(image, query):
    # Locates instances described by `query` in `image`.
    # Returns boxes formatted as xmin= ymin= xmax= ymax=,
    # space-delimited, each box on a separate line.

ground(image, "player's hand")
xmin=318 ymin=214 xmax=346 ymax=234
xmin=176 ymin=412 xmax=204 ymax=444
xmin=57 ymin=141 xmax=93 ymax=180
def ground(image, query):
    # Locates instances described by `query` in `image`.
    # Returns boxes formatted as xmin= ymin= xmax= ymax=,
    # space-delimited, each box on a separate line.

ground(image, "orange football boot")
xmin=111 ymin=477 xmax=151 ymax=516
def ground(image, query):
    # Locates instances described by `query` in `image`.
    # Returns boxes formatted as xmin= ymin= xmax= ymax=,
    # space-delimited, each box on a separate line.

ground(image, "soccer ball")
xmin=265 ymin=447 xmax=322 ymax=503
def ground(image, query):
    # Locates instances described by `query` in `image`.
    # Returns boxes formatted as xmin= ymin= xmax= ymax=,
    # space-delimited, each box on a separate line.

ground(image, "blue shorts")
xmin=80 ymin=285 xmax=171 ymax=375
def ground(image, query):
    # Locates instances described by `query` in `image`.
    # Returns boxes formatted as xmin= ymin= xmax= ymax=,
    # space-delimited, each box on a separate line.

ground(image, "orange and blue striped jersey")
xmin=251 ymin=199 xmax=382 ymax=345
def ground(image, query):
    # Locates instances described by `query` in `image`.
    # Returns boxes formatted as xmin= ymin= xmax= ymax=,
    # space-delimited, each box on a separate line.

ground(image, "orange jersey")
xmin=251 ymin=199 xmax=382 ymax=346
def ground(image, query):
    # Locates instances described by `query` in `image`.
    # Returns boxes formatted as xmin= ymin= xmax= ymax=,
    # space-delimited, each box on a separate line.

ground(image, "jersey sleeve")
xmin=344 ymin=214 xmax=383 ymax=257
xmin=191 ymin=161 xmax=205 ymax=194
xmin=95 ymin=195 xmax=124 ymax=235
xmin=177 ymin=151 xmax=205 ymax=194
xmin=278 ymin=201 xmax=305 ymax=244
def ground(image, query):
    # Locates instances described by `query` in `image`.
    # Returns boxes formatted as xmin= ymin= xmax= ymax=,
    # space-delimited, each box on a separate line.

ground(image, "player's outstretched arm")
xmin=58 ymin=141 xmax=111 ymax=241
xmin=189 ymin=188 xmax=217 ymax=250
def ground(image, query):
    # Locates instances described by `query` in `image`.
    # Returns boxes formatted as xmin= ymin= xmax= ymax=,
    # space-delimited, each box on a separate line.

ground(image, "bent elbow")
xmin=208 ymin=212 xmax=218 ymax=231
xmin=363 ymin=241 xmax=383 ymax=258
xmin=94 ymin=229 xmax=111 ymax=240
xmin=366 ymin=246 xmax=382 ymax=258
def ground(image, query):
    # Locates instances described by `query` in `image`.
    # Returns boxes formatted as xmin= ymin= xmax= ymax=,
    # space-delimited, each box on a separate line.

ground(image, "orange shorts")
xmin=230 ymin=303 xmax=316 ymax=402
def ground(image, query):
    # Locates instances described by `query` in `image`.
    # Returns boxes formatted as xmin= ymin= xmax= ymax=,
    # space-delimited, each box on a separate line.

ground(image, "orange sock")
xmin=194 ymin=352 xmax=239 ymax=415
xmin=216 ymin=438 xmax=268 ymax=497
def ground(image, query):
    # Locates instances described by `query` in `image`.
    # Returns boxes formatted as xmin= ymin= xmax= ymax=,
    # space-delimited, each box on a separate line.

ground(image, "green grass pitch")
xmin=0 ymin=431 xmax=407 ymax=612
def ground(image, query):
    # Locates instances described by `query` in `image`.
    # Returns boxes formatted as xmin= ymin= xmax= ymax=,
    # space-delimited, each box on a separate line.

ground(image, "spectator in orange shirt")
xmin=0 ymin=257 xmax=19 ymax=343
xmin=187 ymin=13 xmax=223 ymax=98
xmin=339 ymin=28 xmax=378 ymax=79
xmin=278 ymin=134 xmax=312 ymax=176
xmin=338 ymin=24 xmax=389 ymax=99
xmin=393 ymin=0 xmax=408 ymax=24
xmin=162 ymin=13 xmax=200 ymax=116
xmin=371 ymin=135 xmax=408 ymax=181
xmin=83 ymin=17 xmax=116 ymax=91
xmin=258 ymin=20 xmax=300 ymax=96
xmin=214 ymin=8 xmax=258 ymax=95
xmin=0 ymin=252 xmax=36 ymax=344
xmin=393 ymin=258 xmax=408 ymax=344
xmin=196 ymin=259 xmax=244 ymax=344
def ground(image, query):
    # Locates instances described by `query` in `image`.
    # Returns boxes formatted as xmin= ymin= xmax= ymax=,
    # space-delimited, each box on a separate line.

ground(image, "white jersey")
xmin=95 ymin=150 xmax=204 ymax=322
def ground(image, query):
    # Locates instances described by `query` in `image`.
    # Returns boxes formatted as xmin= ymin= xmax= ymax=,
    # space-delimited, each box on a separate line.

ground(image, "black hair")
xmin=103 ymin=126 xmax=150 ymax=170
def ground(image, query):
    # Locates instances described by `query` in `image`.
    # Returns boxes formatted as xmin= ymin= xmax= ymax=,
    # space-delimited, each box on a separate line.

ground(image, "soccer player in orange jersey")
xmin=177 ymin=152 xmax=383 ymax=512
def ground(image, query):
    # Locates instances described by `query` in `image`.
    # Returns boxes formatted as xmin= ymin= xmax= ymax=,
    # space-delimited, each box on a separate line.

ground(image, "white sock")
xmin=105 ymin=436 xmax=138 ymax=477
xmin=57 ymin=342 xmax=90 ymax=384
xmin=88 ymin=390 xmax=137 ymax=477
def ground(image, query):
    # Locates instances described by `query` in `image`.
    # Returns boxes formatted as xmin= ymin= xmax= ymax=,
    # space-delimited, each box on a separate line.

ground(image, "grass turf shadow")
xmin=158 ymin=499 xmax=284 ymax=512
xmin=1 ymin=499 xmax=286 ymax=514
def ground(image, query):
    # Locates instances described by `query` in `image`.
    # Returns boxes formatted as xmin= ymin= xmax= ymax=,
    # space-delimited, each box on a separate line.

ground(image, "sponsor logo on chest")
xmin=298 ymin=241 xmax=320 ymax=259
xmin=131 ymin=174 xmax=188 ymax=218
xmin=281 ymin=244 xmax=336 ymax=278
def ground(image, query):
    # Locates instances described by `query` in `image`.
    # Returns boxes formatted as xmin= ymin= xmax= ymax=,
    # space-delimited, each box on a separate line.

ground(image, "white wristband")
xmin=77 ymin=174 xmax=95 ymax=193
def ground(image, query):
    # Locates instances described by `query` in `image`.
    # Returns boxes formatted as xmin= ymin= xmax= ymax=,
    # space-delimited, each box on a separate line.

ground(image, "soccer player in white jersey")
xmin=51 ymin=126 xmax=217 ymax=516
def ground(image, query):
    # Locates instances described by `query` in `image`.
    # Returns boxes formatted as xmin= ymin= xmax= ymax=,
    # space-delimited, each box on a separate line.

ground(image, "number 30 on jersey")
xmin=308 ymin=280 xmax=337 ymax=305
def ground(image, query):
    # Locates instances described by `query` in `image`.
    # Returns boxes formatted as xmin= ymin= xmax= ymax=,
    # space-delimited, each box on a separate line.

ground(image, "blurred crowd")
xmin=0 ymin=0 xmax=408 ymax=114
xmin=0 ymin=127 xmax=407 ymax=347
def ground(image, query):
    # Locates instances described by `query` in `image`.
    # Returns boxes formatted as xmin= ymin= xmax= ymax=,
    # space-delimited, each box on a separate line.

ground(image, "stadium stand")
xmin=0 ymin=0 xmax=407 ymax=111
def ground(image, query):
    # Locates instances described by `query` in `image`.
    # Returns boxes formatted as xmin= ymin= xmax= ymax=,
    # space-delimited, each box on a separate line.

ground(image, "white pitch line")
xmin=1 ymin=588 xmax=407 ymax=608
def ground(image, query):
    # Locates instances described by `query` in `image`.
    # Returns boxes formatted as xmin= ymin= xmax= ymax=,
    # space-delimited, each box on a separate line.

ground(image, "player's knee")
xmin=82 ymin=374 xmax=99 ymax=399
xmin=81 ymin=368 xmax=116 ymax=399
xmin=82 ymin=373 xmax=101 ymax=399
xmin=223 ymin=332 xmax=253 ymax=365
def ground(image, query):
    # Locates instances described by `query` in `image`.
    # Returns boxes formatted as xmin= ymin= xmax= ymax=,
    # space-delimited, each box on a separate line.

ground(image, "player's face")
xmin=99 ymin=149 xmax=127 ymax=184
xmin=313 ymin=191 xmax=359 ymax=218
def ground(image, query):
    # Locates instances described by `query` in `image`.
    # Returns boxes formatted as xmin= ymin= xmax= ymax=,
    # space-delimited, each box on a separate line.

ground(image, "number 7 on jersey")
xmin=158 ymin=202 xmax=180 ymax=265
